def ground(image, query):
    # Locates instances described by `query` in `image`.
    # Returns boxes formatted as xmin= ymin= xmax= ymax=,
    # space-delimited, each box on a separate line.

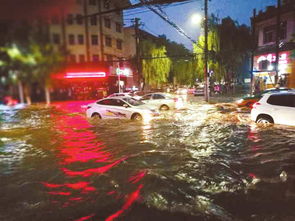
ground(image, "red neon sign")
xmin=64 ymin=72 xmax=106 ymax=79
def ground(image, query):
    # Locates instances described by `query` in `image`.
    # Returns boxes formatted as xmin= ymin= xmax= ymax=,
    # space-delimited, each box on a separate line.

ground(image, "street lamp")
xmin=191 ymin=7 xmax=209 ymax=102
xmin=191 ymin=13 xmax=202 ymax=25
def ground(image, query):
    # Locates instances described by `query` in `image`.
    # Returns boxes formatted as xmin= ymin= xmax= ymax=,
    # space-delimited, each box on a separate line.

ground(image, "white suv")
xmin=251 ymin=92 xmax=295 ymax=126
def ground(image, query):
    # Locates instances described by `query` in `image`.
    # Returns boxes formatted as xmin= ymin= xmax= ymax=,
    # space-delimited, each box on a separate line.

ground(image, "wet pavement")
xmin=0 ymin=100 xmax=295 ymax=221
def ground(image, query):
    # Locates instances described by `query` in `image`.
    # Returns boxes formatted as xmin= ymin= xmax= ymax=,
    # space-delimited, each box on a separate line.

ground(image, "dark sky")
xmin=124 ymin=0 xmax=277 ymax=49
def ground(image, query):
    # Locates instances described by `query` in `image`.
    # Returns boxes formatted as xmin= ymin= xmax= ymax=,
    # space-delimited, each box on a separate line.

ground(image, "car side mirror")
xmin=123 ymin=104 xmax=129 ymax=108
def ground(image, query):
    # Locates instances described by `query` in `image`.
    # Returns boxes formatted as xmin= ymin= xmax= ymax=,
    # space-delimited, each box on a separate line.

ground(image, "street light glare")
xmin=191 ymin=14 xmax=202 ymax=25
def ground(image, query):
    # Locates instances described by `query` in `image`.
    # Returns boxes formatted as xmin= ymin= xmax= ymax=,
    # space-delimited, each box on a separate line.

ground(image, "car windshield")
xmin=122 ymin=97 xmax=144 ymax=106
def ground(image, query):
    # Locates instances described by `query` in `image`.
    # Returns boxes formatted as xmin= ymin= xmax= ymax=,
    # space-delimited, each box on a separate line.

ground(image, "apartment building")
xmin=46 ymin=0 xmax=137 ymax=99
xmin=252 ymin=1 xmax=295 ymax=88
xmin=49 ymin=0 xmax=129 ymax=64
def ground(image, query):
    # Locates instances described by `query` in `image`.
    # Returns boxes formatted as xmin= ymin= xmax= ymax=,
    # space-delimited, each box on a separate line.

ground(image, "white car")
xmin=108 ymin=92 xmax=141 ymax=100
xmin=107 ymin=93 xmax=132 ymax=98
xmin=251 ymin=92 xmax=295 ymax=126
xmin=86 ymin=97 xmax=159 ymax=120
xmin=140 ymin=93 xmax=183 ymax=111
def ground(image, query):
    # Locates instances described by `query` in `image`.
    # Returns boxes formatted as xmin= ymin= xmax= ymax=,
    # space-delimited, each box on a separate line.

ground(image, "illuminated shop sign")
xmin=116 ymin=68 xmax=131 ymax=76
xmin=254 ymin=51 xmax=291 ymax=74
xmin=64 ymin=72 xmax=106 ymax=79
xmin=257 ymin=53 xmax=289 ymax=65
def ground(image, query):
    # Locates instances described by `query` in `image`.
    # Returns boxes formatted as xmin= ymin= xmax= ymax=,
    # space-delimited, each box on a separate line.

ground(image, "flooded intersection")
xmin=0 ymin=101 xmax=295 ymax=221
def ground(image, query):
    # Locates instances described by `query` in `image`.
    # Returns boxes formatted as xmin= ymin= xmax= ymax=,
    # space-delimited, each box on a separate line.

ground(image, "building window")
xmin=89 ymin=0 xmax=96 ymax=5
xmin=91 ymin=35 xmax=98 ymax=45
xmin=79 ymin=54 xmax=85 ymax=63
xmin=69 ymin=34 xmax=75 ymax=45
xmin=52 ymin=33 xmax=61 ymax=44
xmin=263 ymin=25 xmax=275 ymax=44
xmin=116 ymin=39 xmax=122 ymax=50
xmin=69 ymin=54 xmax=76 ymax=63
xmin=51 ymin=16 xmax=60 ymax=25
xmin=116 ymin=23 xmax=122 ymax=33
xmin=67 ymin=14 xmax=74 ymax=25
xmin=116 ymin=11 xmax=122 ymax=16
xmin=104 ymin=18 xmax=111 ymax=28
xmin=78 ymin=34 xmax=84 ymax=44
xmin=106 ymin=54 xmax=112 ymax=61
xmin=103 ymin=0 xmax=110 ymax=9
xmin=280 ymin=21 xmax=287 ymax=40
xmin=90 ymin=15 xmax=97 ymax=26
xmin=76 ymin=14 xmax=84 ymax=25
xmin=105 ymin=36 xmax=112 ymax=47
xmin=93 ymin=54 xmax=99 ymax=62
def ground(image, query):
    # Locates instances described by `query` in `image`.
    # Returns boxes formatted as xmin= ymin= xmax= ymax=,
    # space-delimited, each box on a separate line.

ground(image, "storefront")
xmin=50 ymin=64 xmax=129 ymax=101
xmin=253 ymin=51 xmax=294 ymax=91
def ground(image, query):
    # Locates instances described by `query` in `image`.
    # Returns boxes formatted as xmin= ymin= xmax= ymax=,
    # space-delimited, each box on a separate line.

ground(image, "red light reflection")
xmin=43 ymin=101 xmax=145 ymax=220
xmin=106 ymin=184 xmax=143 ymax=221
xmin=75 ymin=214 xmax=95 ymax=221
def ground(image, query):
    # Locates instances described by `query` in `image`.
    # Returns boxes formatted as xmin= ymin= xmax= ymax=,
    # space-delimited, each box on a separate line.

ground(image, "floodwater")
xmin=0 ymin=101 xmax=295 ymax=221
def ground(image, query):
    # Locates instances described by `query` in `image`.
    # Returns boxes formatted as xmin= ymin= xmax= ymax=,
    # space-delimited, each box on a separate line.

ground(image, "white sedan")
xmin=140 ymin=93 xmax=183 ymax=111
xmin=108 ymin=92 xmax=141 ymax=100
xmin=251 ymin=92 xmax=295 ymax=126
xmin=86 ymin=97 xmax=159 ymax=121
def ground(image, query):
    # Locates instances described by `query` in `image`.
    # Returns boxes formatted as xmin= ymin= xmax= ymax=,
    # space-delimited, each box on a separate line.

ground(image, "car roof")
xmin=263 ymin=91 xmax=295 ymax=97
xmin=144 ymin=92 xmax=168 ymax=96
xmin=97 ymin=97 xmax=125 ymax=102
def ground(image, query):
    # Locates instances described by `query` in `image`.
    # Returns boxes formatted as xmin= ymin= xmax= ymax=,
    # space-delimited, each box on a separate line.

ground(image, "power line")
xmin=124 ymin=0 xmax=195 ymax=17
xmin=139 ymin=0 xmax=197 ymax=44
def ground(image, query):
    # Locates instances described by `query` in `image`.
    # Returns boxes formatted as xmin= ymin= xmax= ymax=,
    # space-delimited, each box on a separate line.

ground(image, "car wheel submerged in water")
xmin=160 ymin=105 xmax=169 ymax=111
xmin=132 ymin=113 xmax=143 ymax=121
xmin=91 ymin=113 xmax=101 ymax=119
xmin=256 ymin=115 xmax=273 ymax=124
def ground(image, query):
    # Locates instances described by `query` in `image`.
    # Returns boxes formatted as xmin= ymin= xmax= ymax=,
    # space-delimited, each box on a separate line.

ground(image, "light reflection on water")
xmin=0 ymin=101 xmax=295 ymax=220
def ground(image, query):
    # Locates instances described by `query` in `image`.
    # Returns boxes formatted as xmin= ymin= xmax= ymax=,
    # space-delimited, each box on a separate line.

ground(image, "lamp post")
xmin=191 ymin=1 xmax=209 ymax=102
xmin=204 ymin=0 xmax=209 ymax=102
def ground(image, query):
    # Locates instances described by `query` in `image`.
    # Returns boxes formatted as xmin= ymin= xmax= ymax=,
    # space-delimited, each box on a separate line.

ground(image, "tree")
xmin=2 ymin=44 xmax=36 ymax=104
xmin=193 ymin=15 xmax=252 ymax=88
xmin=0 ymin=21 xmax=66 ymax=105
xmin=170 ymin=59 xmax=198 ymax=85
xmin=141 ymin=40 xmax=171 ymax=89
xmin=157 ymin=35 xmax=197 ymax=86
xmin=30 ymin=42 xmax=66 ymax=105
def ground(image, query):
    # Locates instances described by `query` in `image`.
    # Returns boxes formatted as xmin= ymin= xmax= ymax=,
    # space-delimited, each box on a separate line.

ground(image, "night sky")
xmin=124 ymin=0 xmax=277 ymax=49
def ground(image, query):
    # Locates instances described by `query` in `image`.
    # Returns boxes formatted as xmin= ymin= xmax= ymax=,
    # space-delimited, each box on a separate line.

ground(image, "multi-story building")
xmin=47 ymin=0 xmax=135 ymax=99
xmin=49 ymin=0 xmax=129 ymax=63
xmin=252 ymin=0 xmax=295 ymax=89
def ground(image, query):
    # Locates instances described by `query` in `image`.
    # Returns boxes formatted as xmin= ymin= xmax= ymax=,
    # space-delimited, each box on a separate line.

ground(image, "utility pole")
xmin=98 ymin=0 xmax=104 ymax=61
xmin=83 ymin=0 xmax=90 ymax=62
xmin=204 ymin=0 xmax=209 ymax=102
xmin=134 ymin=18 xmax=142 ymax=90
xmin=250 ymin=9 xmax=256 ymax=95
xmin=275 ymin=0 xmax=281 ymax=85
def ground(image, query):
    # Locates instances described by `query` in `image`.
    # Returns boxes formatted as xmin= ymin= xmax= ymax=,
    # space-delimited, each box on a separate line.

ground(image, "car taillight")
xmin=87 ymin=106 xmax=92 ymax=109
xmin=252 ymin=102 xmax=260 ymax=109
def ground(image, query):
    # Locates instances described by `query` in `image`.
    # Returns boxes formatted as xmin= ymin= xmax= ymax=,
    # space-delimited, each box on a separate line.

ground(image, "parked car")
xmin=86 ymin=97 xmax=159 ymax=121
xmin=236 ymin=87 xmax=291 ymax=108
xmin=140 ymin=93 xmax=183 ymax=110
xmin=194 ymin=87 xmax=205 ymax=96
xmin=251 ymin=92 xmax=295 ymax=126
xmin=108 ymin=92 xmax=141 ymax=100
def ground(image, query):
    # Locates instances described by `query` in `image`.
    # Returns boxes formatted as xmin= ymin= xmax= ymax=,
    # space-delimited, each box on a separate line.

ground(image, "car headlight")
xmin=236 ymin=99 xmax=244 ymax=104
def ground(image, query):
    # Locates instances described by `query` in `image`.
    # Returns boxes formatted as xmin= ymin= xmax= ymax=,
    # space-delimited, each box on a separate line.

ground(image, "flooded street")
xmin=1 ymin=101 xmax=295 ymax=221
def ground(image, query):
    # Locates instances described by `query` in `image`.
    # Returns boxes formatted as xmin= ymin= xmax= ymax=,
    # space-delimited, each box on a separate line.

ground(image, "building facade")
xmin=47 ymin=0 xmax=137 ymax=99
xmin=49 ymin=0 xmax=129 ymax=63
xmin=252 ymin=1 xmax=295 ymax=90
